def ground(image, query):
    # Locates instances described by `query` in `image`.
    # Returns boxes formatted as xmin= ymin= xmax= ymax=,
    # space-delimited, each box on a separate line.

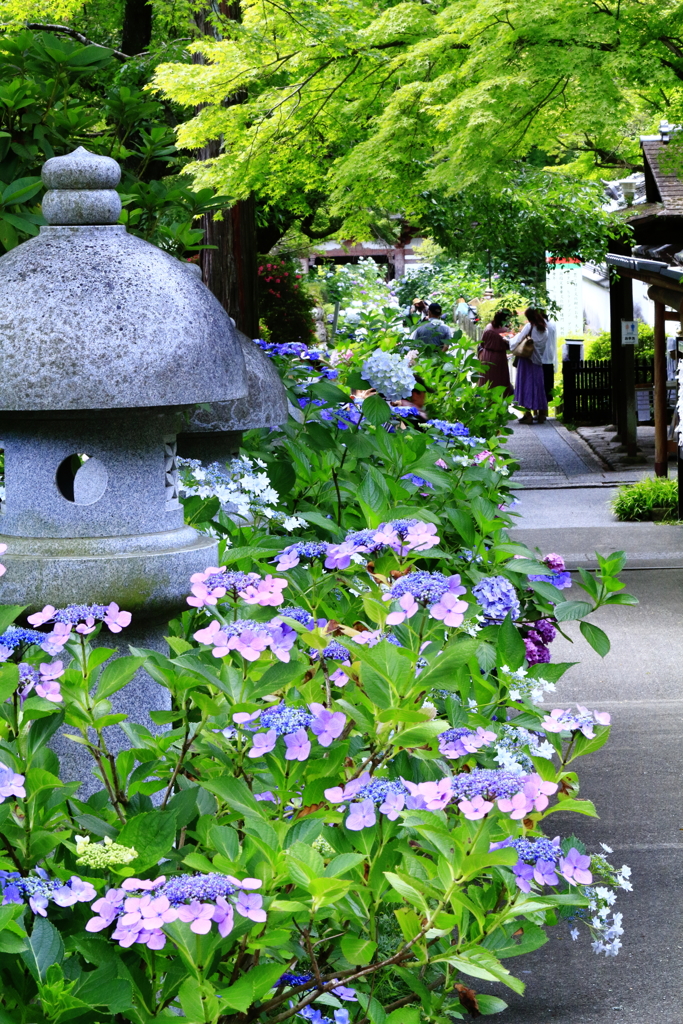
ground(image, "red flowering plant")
xmin=258 ymin=256 xmax=315 ymax=347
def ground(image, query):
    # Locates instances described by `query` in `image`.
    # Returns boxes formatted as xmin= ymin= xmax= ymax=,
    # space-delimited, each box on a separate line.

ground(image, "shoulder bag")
xmin=511 ymin=327 xmax=534 ymax=360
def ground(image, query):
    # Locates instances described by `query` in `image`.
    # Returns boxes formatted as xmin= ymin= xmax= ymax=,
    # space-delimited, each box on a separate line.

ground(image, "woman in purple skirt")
xmin=512 ymin=308 xmax=549 ymax=424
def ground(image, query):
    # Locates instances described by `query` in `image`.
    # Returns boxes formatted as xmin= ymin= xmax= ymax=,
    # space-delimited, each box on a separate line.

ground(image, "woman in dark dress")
xmin=477 ymin=310 xmax=513 ymax=397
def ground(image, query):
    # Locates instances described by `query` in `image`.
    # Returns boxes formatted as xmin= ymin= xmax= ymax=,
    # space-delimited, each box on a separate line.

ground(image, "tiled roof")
xmin=641 ymin=139 xmax=683 ymax=207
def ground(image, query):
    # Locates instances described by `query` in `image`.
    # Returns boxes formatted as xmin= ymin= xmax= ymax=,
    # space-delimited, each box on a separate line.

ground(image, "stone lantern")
xmin=0 ymin=147 xmax=255 ymax=781
xmin=177 ymin=328 xmax=289 ymax=463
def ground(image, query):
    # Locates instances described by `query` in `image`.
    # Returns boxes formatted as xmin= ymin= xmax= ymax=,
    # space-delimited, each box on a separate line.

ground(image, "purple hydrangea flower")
xmin=438 ymin=726 xmax=496 ymax=759
xmin=284 ymin=728 xmax=311 ymax=761
xmin=309 ymin=703 xmax=346 ymax=747
xmin=0 ymin=762 xmax=25 ymax=802
xmin=274 ymin=541 xmax=329 ymax=571
xmin=560 ymin=847 xmax=593 ymax=884
xmin=346 ymin=798 xmax=377 ymax=831
xmin=235 ymin=891 xmax=267 ymax=922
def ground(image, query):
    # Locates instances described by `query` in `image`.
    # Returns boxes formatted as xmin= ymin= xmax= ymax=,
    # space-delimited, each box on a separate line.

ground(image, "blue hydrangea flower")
xmin=387 ymin=571 xmax=451 ymax=605
xmin=0 ymin=625 xmax=47 ymax=649
xmin=277 ymin=606 xmax=316 ymax=628
xmin=450 ymin=769 xmax=526 ymax=802
xmin=161 ymin=873 xmax=237 ymax=905
xmin=260 ymin=703 xmax=314 ymax=735
xmin=472 ymin=576 xmax=520 ymax=622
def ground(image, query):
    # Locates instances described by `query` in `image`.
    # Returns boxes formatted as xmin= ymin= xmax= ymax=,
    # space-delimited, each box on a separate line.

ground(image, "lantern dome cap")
xmin=0 ymin=149 xmax=248 ymax=411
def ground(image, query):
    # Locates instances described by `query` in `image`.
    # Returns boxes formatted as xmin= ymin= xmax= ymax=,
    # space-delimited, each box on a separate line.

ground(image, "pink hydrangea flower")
xmin=371 ymin=525 xmax=400 ymax=549
xmin=324 ymin=541 xmax=361 ymax=570
xmin=235 ymin=892 xmax=266 ymax=922
xmin=0 ymin=542 xmax=6 ymax=577
xmin=212 ymin=895 xmax=234 ymax=937
xmin=330 ymin=667 xmax=349 ymax=686
xmin=284 ymin=728 xmax=311 ymax=761
xmin=379 ymin=789 xmax=405 ymax=820
xmin=27 ymin=605 xmax=56 ymax=627
xmin=386 ymin=592 xmax=419 ymax=625
xmin=177 ymin=900 xmax=215 ymax=934
xmin=103 ymin=603 xmax=132 ymax=633
xmin=40 ymin=622 xmax=72 ymax=654
xmin=36 ymin=661 xmax=64 ymax=702
xmin=239 ymin=574 xmax=288 ymax=607
xmin=429 ymin=591 xmax=468 ymax=627
xmin=228 ymin=627 xmax=271 ymax=662
xmin=248 ymin=729 xmax=277 ymax=758
xmin=403 ymin=521 xmax=440 ymax=552
xmin=346 ymin=798 xmax=376 ymax=831
xmin=193 ymin=620 xmax=224 ymax=646
xmin=458 ymin=795 xmax=494 ymax=820
xmin=86 ymin=888 xmax=126 ymax=932
xmin=403 ymin=778 xmax=453 ymax=812
xmin=560 ymin=847 xmax=593 ymax=885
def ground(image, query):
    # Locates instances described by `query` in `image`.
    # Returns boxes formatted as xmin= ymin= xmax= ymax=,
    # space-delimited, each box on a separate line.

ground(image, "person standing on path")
xmin=410 ymin=302 xmax=453 ymax=348
xmin=539 ymin=308 xmax=558 ymax=403
xmin=512 ymin=307 xmax=549 ymax=424
xmin=477 ymin=309 xmax=513 ymax=396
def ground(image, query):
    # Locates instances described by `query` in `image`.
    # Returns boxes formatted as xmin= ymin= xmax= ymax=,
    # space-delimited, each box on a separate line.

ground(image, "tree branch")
xmin=25 ymin=23 xmax=131 ymax=61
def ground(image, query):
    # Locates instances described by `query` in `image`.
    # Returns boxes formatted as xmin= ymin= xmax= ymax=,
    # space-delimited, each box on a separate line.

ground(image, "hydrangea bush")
xmin=0 ymin=499 xmax=636 ymax=1022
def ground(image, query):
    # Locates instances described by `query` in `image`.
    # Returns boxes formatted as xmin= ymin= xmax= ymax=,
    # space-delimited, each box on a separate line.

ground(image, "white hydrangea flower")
xmin=361 ymin=348 xmax=416 ymax=400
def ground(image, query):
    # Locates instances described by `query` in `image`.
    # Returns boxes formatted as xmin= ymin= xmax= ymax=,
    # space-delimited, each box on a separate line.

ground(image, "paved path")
xmin=491 ymin=420 xmax=683 ymax=1023
xmin=506 ymin=419 xmax=659 ymax=488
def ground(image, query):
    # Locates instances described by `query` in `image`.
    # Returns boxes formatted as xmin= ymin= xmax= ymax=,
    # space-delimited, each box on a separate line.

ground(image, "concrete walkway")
xmin=492 ymin=421 xmax=683 ymax=1024
xmin=507 ymin=420 xmax=683 ymax=568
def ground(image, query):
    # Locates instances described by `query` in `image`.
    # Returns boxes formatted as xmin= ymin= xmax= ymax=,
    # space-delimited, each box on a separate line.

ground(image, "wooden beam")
xmin=653 ymin=301 xmax=668 ymax=477
xmin=664 ymin=311 xmax=681 ymax=320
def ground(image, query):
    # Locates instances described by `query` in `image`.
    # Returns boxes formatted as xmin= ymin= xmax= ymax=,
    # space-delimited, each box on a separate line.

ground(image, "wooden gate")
xmin=562 ymin=358 xmax=654 ymax=423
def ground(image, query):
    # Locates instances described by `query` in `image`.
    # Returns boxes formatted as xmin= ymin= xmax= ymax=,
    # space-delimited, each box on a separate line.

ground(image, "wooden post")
xmin=653 ymin=300 xmax=668 ymax=477
xmin=609 ymin=271 xmax=624 ymax=435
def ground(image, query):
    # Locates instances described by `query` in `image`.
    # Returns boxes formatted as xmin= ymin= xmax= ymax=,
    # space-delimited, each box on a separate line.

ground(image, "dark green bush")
xmin=258 ymin=255 xmax=315 ymax=345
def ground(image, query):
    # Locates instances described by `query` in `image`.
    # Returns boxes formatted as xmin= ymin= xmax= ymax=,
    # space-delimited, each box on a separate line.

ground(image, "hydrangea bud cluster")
xmin=361 ymin=349 xmax=416 ymax=400
xmin=383 ymin=571 xmax=468 ymax=628
xmin=86 ymin=873 xmax=264 ymax=950
xmin=437 ymin=725 xmax=496 ymax=759
xmin=0 ymin=625 xmax=50 ymax=661
xmin=472 ymin=576 xmax=520 ymax=623
xmin=194 ymin=618 xmax=296 ymax=663
xmin=542 ymin=705 xmax=611 ymax=738
xmin=0 ymin=762 xmax=25 ymax=802
xmin=528 ymin=553 xmax=572 ymax=590
xmin=0 ymin=868 xmax=96 ymax=915
xmin=324 ymin=774 xmax=409 ymax=830
xmin=75 ymin=835 xmax=138 ymax=868
xmin=26 ymin=602 xmax=132 ymax=653
xmin=237 ymin=702 xmax=347 ymax=761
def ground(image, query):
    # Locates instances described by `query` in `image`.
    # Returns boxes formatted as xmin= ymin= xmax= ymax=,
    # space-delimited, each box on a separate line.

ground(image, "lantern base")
xmin=0 ymin=525 xmax=216 ymax=615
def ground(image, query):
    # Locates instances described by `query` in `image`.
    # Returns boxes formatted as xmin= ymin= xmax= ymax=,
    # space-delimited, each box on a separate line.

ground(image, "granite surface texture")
xmin=0 ymin=223 xmax=248 ymax=409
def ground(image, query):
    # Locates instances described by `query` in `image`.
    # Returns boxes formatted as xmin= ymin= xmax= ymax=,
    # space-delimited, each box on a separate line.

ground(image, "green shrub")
xmin=586 ymin=325 xmax=654 ymax=360
xmin=611 ymin=475 xmax=679 ymax=521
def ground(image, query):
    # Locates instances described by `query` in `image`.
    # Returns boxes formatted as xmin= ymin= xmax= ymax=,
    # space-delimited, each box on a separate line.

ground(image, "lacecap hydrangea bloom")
xmin=0 ymin=868 xmax=95 ymax=916
xmin=236 ymin=702 xmax=347 ymax=761
xmin=360 ymin=349 xmax=416 ymax=400
xmin=86 ymin=872 xmax=264 ymax=950
xmin=26 ymin=602 xmax=132 ymax=653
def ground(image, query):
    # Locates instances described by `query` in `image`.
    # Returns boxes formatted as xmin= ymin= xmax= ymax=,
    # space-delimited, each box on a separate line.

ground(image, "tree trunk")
xmin=193 ymin=3 xmax=259 ymax=338
xmin=121 ymin=0 xmax=153 ymax=55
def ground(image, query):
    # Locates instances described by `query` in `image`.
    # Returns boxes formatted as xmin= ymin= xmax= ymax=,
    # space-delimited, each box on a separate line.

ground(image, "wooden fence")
xmin=562 ymin=358 xmax=654 ymax=424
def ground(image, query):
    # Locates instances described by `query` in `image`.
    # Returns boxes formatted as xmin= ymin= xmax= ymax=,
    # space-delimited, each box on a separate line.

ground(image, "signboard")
xmin=621 ymin=320 xmax=638 ymax=346
xmin=545 ymin=258 xmax=583 ymax=336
